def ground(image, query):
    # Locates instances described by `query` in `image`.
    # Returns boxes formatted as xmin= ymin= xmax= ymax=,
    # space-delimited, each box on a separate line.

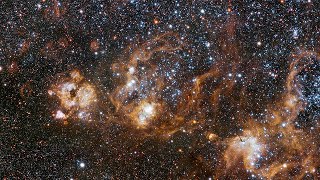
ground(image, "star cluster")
xmin=0 ymin=0 xmax=319 ymax=179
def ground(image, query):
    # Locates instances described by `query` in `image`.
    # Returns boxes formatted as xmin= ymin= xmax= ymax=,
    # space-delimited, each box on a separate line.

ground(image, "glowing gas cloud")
xmin=49 ymin=70 xmax=97 ymax=122
xmin=221 ymin=50 xmax=319 ymax=179
xmin=109 ymin=33 xmax=193 ymax=135
xmin=106 ymin=31 xmax=319 ymax=178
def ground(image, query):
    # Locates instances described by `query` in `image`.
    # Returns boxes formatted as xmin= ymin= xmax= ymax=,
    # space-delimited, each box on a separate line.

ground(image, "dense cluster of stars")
xmin=0 ymin=0 xmax=319 ymax=179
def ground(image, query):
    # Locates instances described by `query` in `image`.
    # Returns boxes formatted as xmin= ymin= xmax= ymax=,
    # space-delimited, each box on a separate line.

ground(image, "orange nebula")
xmin=108 ymin=27 xmax=245 ymax=137
xmin=224 ymin=130 xmax=266 ymax=171
xmin=106 ymin=29 xmax=319 ymax=177
xmin=220 ymin=49 xmax=320 ymax=179
xmin=109 ymin=33 xmax=189 ymax=135
xmin=129 ymin=101 xmax=160 ymax=128
xmin=49 ymin=70 xmax=97 ymax=121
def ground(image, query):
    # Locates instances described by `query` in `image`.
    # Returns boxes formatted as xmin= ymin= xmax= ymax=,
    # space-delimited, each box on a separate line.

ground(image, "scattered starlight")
xmin=0 ymin=1 xmax=319 ymax=179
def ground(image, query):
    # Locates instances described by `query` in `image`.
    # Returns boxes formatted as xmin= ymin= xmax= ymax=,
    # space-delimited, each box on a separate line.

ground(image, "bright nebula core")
xmin=0 ymin=0 xmax=319 ymax=179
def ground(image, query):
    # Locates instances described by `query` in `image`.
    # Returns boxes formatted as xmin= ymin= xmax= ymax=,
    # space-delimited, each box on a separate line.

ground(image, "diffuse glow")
xmin=129 ymin=101 xmax=159 ymax=127
xmin=221 ymin=50 xmax=320 ymax=179
xmin=110 ymin=33 xmax=188 ymax=134
xmin=224 ymin=130 xmax=266 ymax=171
xmin=3 ymin=1 xmax=320 ymax=179
xmin=50 ymin=70 xmax=97 ymax=121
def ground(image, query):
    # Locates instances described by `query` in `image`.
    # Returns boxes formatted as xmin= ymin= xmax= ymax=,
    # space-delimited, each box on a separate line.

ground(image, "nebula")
xmin=1 ymin=1 xmax=319 ymax=179
xmin=219 ymin=49 xmax=320 ymax=179
xmin=109 ymin=33 xmax=194 ymax=135
xmin=49 ymin=70 xmax=97 ymax=122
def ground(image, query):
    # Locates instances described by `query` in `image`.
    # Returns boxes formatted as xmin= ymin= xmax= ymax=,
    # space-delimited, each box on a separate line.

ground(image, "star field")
xmin=0 ymin=0 xmax=319 ymax=179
